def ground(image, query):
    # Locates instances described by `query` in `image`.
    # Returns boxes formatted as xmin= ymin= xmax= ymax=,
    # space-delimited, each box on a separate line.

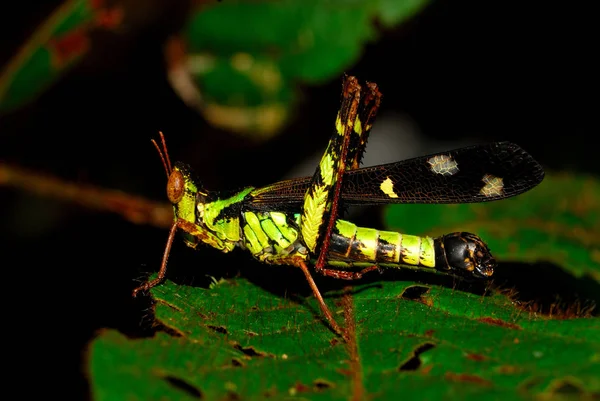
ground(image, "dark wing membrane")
xmin=342 ymin=141 xmax=545 ymax=204
xmin=249 ymin=142 xmax=544 ymax=207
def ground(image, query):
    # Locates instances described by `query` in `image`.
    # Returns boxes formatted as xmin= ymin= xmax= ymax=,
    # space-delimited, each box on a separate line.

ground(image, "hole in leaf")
xmin=231 ymin=358 xmax=244 ymax=367
xmin=164 ymin=376 xmax=202 ymax=398
xmin=400 ymin=285 xmax=435 ymax=306
xmin=207 ymin=325 xmax=228 ymax=335
xmin=313 ymin=379 xmax=333 ymax=391
xmin=550 ymin=380 xmax=584 ymax=395
xmin=400 ymin=285 xmax=431 ymax=300
xmin=399 ymin=342 xmax=435 ymax=371
xmin=233 ymin=343 xmax=268 ymax=358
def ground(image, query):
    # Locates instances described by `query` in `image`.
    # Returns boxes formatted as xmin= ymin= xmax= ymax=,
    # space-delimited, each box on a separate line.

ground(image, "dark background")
xmin=0 ymin=0 xmax=595 ymax=398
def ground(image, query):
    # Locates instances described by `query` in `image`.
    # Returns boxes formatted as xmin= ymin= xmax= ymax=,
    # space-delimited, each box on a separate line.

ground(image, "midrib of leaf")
xmin=341 ymin=290 xmax=364 ymax=401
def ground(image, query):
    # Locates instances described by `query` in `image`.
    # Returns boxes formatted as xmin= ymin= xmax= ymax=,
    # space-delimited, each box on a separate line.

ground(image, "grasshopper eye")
xmin=167 ymin=170 xmax=185 ymax=204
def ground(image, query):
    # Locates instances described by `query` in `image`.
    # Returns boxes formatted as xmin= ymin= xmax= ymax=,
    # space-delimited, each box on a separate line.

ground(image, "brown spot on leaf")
xmin=497 ymin=365 xmax=520 ymax=374
xmin=424 ymin=329 xmax=436 ymax=337
xmin=465 ymin=353 xmax=488 ymax=361
xmin=445 ymin=372 xmax=492 ymax=387
xmin=421 ymin=365 xmax=434 ymax=375
xmin=292 ymin=382 xmax=311 ymax=393
xmin=477 ymin=317 xmax=521 ymax=330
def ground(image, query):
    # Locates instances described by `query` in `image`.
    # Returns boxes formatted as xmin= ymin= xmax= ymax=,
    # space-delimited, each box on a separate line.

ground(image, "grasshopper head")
xmin=167 ymin=162 xmax=200 ymax=223
xmin=166 ymin=162 xmax=209 ymax=248
xmin=152 ymin=133 xmax=207 ymax=247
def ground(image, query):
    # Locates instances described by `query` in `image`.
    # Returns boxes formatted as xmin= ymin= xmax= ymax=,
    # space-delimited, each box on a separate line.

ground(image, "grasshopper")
xmin=133 ymin=76 xmax=544 ymax=335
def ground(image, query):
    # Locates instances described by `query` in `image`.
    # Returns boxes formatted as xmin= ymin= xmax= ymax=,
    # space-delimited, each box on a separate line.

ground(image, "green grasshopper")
xmin=133 ymin=75 xmax=544 ymax=335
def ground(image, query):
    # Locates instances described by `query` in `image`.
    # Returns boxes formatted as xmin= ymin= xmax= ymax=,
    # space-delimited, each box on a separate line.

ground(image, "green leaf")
xmin=186 ymin=1 xmax=375 ymax=81
xmin=0 ymin=0 xmax=122 ymax=112
xmin=1 ymin=0 xmax=432 ymax=138
xmin=176 ymin=0 xmax=431 ymax=137
xmin=91 ymin=277 xmax=599 ymax=399
xmin=90 ymin=175 xmax=600 ymax=400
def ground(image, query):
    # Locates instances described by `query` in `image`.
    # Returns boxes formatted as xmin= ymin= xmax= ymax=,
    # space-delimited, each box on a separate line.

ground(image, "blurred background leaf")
xmin=0 ymin=0 xmax=124 ymax=113
xmin=1 ymin=0 xmax=431 ymax=139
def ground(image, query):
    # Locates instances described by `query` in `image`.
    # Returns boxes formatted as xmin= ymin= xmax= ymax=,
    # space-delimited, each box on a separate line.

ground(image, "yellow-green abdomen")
xmin=328 ymin=219 xmax=436 ymax=269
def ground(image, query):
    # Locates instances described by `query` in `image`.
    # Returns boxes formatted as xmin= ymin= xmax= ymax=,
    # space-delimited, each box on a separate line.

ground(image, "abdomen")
xmin=329 ymin=219 xmax=436 ymax=269
xmin=328 ymin=220 xmax=497 ymax=279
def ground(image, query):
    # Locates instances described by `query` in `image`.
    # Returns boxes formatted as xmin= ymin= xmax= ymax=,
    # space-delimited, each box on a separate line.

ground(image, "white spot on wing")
xmin=380 ymin=177 xmax=399 ymax=198
xmin=427 ymin=154 xmax=459 ymax=176
xmin=480 ymin=174 xmax=504 ymax=197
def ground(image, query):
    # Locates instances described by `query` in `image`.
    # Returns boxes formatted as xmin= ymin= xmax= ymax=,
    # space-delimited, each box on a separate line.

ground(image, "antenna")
xmin=151 ymin=131 xmax=173 ymax=179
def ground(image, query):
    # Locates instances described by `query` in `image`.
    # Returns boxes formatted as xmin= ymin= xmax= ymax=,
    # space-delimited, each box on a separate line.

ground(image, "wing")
xmin=249 ymin=142 xmax=544 ymax=208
